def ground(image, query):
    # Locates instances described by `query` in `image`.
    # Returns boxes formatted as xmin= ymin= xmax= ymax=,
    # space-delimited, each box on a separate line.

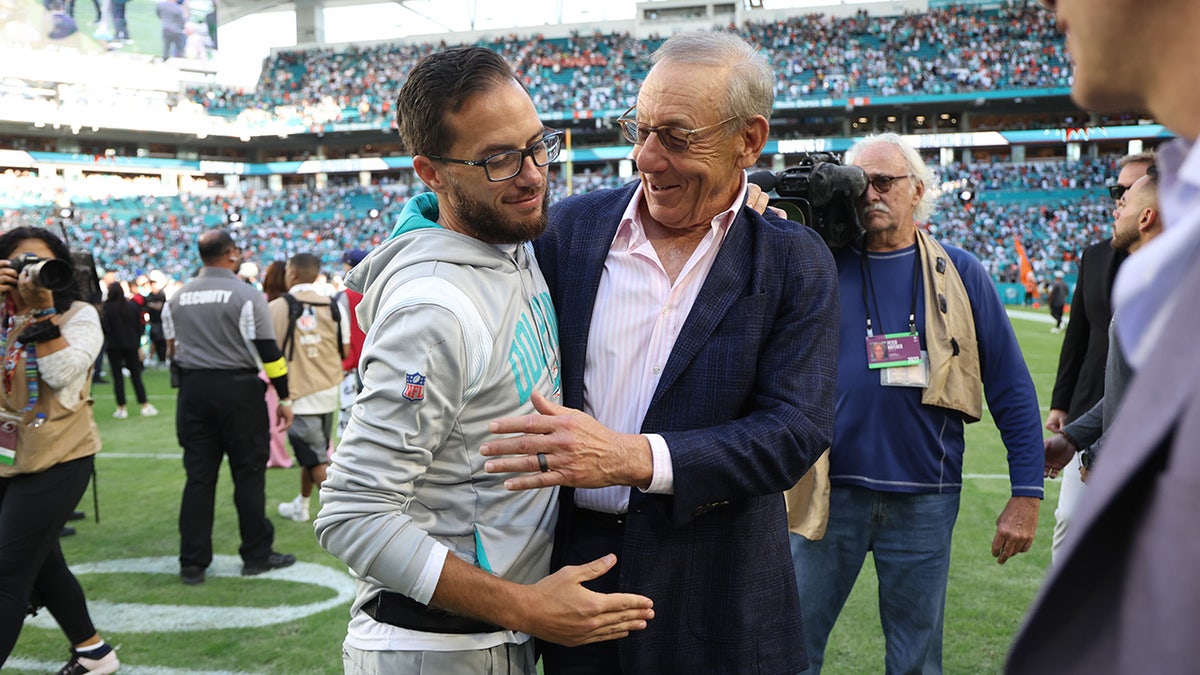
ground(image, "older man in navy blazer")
xmin=483 ymin=31 xmax=838 ymax=673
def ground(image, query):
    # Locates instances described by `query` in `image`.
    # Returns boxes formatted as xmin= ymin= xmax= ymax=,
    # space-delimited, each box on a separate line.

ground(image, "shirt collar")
xmin=199 ymin=266 xmax=238 ymax=279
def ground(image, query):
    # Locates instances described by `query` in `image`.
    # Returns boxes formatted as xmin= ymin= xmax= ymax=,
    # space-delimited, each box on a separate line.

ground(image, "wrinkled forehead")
xmin=853 ymin=143 xmax=909 ymax=174
xmin=638 ymin=61 xmax=730 ymax=123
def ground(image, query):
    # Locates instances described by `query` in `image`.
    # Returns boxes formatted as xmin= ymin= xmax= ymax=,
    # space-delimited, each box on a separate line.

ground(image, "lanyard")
xmin=859 ymin=245 xmax=920 ymax=338
xmin=1 ymin=313 xmax=41 ymax=412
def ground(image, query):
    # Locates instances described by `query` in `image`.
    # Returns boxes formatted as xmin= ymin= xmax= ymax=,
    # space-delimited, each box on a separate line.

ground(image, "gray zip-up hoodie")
xmin=315 ymin=194 xmax=561 ymax=633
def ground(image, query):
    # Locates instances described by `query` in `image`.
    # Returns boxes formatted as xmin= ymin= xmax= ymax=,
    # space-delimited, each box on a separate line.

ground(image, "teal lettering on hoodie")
xmin=508 ymin=290 xmax=560 ymax=403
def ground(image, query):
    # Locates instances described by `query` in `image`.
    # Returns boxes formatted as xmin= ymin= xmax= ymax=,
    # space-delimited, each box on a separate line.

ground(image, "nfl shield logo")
xmin=402 ymin=372 xmax=426 ymax=402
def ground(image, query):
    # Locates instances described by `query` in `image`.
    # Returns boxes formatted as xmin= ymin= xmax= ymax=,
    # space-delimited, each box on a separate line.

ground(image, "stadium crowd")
xmin=186 ymin=2 xmax=1070 ymax=130
xmin=0 ymin=157 xmax=1117 ymax=291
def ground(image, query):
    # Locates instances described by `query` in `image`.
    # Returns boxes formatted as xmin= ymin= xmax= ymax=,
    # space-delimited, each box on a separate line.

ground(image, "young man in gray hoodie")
xmin=314 ymin=47 xmax=654 ymax=674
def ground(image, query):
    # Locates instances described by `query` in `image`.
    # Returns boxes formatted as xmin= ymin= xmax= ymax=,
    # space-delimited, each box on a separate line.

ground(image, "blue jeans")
xmin=791 ymin=486 xmax=960 ymax=675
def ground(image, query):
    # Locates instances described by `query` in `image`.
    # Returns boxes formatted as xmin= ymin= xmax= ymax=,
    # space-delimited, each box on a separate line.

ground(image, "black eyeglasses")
xmin=615 ymin=105 xmax=739 ymax=153
xmin=424 ymin=130 xmax=564 ymax=182
xmin=866 ymin=174 xmax=913 ymax=194
xmin=1108 ymin=184 xmax=1129 ymax=201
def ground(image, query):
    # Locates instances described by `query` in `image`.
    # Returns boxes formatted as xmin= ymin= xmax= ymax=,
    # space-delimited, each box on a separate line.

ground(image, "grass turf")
xmin=7 ymin=312 xmax=1065 ymax=673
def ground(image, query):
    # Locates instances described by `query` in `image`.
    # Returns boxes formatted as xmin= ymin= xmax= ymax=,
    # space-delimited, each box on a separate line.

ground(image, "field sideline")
xmin=7 ymin=309 xmax=1067 ymax=674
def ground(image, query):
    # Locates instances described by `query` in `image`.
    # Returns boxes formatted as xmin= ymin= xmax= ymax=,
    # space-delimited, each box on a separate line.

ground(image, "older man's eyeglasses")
xmin=1108 ymin=184 xmax=1129 ymax=201
xmin=616 ymin=105 xmax=739 ymax=153
xmin=424 ymin=130 xmax=564 ymax=182
xmin=866 ymin=174 xmax=913 ymax=194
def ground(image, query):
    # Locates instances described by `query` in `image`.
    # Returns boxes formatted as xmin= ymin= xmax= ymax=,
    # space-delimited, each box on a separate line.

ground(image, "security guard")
xmin=163 ymin=229 xmax=296 ymax=585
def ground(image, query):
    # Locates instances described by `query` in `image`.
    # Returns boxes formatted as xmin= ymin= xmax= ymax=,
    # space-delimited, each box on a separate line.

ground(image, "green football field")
xmin=7 ymin=309 xmax=1068 ymax=674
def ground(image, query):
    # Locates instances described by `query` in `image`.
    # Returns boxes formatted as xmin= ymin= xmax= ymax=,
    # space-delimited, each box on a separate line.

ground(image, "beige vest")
xmin=916 ymin=229 xmax=983 ymax=422
xmin=0 ymin=301 xmax=101 ymax=477
xmin=270 ymin=290 xmax=345 ymax=401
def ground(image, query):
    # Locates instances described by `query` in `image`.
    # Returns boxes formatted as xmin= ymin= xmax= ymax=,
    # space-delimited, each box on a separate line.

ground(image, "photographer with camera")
xmin=0 ymin=227 xmax=119 ymax=673
xmin=787 ymin=133 xmax=1043 ymax=674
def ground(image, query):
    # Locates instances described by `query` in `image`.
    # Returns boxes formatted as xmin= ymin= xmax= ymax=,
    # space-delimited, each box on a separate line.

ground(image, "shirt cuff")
xmin=410 ymin=542 xmax=449 ymax=605
xmin=640 ymin=433 xmax=674 ymax=495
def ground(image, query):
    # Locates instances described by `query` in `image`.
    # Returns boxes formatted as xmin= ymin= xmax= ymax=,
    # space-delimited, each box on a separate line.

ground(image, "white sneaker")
xmin=141 ymin=403 xmax=159 ymax=417
xmin=278 ymin=495 xmax=310 ymax=522
xmin=112 ymin=408 xmax=129 ymax=419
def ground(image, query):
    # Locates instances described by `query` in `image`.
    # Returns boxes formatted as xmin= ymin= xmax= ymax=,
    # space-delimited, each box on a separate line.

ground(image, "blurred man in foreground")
xmin=1009 ymin=1 xmax=1200 ymax=671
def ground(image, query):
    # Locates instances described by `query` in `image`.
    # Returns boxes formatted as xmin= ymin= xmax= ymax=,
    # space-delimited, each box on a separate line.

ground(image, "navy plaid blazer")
xmin=534 ymin=182 xmax=839 ymax=674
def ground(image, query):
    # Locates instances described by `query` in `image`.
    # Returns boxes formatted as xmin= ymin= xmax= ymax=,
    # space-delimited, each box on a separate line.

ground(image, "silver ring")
xmin=537 ymin=453 xmax=550 ymax=473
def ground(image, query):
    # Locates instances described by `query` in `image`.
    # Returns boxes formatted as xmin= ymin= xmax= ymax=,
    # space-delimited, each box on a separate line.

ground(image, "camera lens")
xmin=28 ymin=259 xmax=74 ymax=292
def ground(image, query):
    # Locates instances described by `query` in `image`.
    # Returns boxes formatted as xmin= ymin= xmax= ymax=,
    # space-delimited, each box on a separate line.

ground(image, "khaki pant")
xmin=342 ymin=640 xmax=535 ymax=675
xmin=785 ymin=448 xmax=831 ymax=540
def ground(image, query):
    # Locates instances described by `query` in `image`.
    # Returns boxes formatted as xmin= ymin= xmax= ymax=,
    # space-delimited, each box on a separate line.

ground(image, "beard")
xmin=445 ymin=174 xmax=549 ymax=245
xmin=1110 ymin=222 xmax=1139 ymax=253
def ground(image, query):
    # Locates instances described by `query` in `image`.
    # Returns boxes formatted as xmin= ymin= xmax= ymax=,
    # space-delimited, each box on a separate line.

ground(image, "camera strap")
xmin=2 ymin=314 xmax=42 ymax=412
xmin=859 ymin=245 xmax=920 ymax=338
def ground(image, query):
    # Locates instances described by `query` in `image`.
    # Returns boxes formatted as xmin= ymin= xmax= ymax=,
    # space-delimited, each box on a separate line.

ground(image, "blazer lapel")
xmin=556 ymin=190 xmax=626 ymax=410
xmin=649 ymin=211 xmax=753 ymax=408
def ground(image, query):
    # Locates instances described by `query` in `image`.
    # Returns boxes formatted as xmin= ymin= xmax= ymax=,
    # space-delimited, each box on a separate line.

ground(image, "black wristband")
xmin=18 ymin=321 xmax=61 ymax=344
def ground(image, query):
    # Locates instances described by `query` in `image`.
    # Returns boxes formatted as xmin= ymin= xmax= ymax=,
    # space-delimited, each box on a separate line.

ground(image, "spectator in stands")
xmin=183 ymin=5 xmax=1072 ymax=127
xmin=99 ymin=281 xmax=157 ymax=419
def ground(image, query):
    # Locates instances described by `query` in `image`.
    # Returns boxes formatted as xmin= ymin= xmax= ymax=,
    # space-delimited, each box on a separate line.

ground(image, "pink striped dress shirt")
xmin=574 ymin=175 xmax=747 ymax=513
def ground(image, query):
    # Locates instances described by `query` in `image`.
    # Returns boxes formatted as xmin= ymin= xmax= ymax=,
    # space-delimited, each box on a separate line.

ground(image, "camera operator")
xmin=0 ymin=227 xmax=119 ymax=673
xmin=788 ymin=133 xmax=1043 ymax=674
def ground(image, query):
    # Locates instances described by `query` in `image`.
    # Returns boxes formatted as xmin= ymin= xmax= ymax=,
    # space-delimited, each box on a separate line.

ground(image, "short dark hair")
xmin=0 ymin=226 xmax=81 ymax=311
xmin=197 ymin=230 xmax=236 ymax=265
xmin=287 ymin=253 xmax=321 ymax=284
xmin=395 ymin=47 xmax=520 ymax=157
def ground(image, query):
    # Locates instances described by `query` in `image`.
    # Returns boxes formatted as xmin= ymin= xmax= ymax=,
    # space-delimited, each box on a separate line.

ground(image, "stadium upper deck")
xmin=0 ymin=0 xmax=1155 ymax=161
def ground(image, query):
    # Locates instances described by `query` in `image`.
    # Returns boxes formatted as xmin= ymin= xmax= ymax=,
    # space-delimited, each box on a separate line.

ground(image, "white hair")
xmin=651 ymin=31 xmax=774 ymax=121
xmin=845 ymin=133 xmax=937 ymax=222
